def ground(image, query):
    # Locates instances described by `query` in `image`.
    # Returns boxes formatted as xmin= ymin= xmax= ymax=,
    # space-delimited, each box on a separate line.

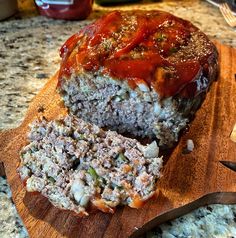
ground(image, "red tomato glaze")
xmin=58 ymin=10 xmax=214 ymax=98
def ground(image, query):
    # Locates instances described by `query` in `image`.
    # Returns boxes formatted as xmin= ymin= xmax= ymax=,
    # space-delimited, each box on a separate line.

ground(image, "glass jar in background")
xmin=35 ymin=0 xmax=94 ymax=20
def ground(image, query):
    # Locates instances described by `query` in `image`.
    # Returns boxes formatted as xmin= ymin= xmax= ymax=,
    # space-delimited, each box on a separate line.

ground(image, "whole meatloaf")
xmin=18 ymin=115 xmax=162 ymax=216
xmin=58 ymin=10 xmax=218 ymax=147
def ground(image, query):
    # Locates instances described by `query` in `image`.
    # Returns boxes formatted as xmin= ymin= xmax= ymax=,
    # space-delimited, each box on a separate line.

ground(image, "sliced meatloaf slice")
xmin=18 ymin=115 xmax=162 ymax=216
xmin=58 ymin=10 xmax=218 ymax=147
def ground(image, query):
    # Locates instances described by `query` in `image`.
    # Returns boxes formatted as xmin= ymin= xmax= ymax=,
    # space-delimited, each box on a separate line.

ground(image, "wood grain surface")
xmin=0 ymin=42 xmax=236 ymax=238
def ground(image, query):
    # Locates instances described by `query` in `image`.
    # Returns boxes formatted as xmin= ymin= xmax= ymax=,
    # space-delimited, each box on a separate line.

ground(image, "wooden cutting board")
xmin=0 ymin=41 xmax=236 ymax=238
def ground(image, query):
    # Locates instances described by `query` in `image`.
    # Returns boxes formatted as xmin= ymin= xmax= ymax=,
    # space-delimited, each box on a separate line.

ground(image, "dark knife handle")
xmin=220 ymin=161 xmax=236 ymax=173
xmin=0 ymin=162 xmax=6 ymax=177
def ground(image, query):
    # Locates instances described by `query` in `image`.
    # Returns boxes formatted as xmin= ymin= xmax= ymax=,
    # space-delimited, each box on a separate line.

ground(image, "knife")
xmin=220 ymin=160 xmax=236 ymax=172
xmin=0 ymin=162 xmax=6 ymax=177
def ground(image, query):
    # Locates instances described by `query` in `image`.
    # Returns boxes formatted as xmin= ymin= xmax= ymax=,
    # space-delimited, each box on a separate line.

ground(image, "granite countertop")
xmin=0 ymin=176 xmax=28 ymax=238
xmin=0 ymin=0 xmax=236 ymax=237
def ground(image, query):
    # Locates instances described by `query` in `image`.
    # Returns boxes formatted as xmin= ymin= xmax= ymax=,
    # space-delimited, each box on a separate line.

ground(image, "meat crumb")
xmin=182 ymin=139 xmax=194 ymax=154
xmin=187 ymin=139 xmax=194 ymax=152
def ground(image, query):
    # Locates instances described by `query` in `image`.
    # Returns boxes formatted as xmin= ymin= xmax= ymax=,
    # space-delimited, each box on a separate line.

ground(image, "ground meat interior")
xmin=18 ymin=116 xmax=162 ymax=215
xmin=60 ymin=71 xmax=208 ymax=147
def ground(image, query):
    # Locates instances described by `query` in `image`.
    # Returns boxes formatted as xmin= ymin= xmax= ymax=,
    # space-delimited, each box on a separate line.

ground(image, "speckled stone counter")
xmin=0 ymin=0 xmax=236 ymax=237
xmin=0 ymin=177 xmax=28 ymax=238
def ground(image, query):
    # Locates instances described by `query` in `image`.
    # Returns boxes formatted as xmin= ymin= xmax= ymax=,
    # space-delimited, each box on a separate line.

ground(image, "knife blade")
xmin=220 ymin=160 xmax=236 ymax=172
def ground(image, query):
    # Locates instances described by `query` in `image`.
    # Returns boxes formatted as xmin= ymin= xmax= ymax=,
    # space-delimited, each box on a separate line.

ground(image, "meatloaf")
xmin=18 ymin=115 xmax=162 ymax=216
xmin=58 ymin=10 xmax=218 ymax=147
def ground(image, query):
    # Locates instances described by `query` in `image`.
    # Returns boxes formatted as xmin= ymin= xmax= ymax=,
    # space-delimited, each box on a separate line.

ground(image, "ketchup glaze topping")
xmin=59 ymin=10 xmax=217 ymax=98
